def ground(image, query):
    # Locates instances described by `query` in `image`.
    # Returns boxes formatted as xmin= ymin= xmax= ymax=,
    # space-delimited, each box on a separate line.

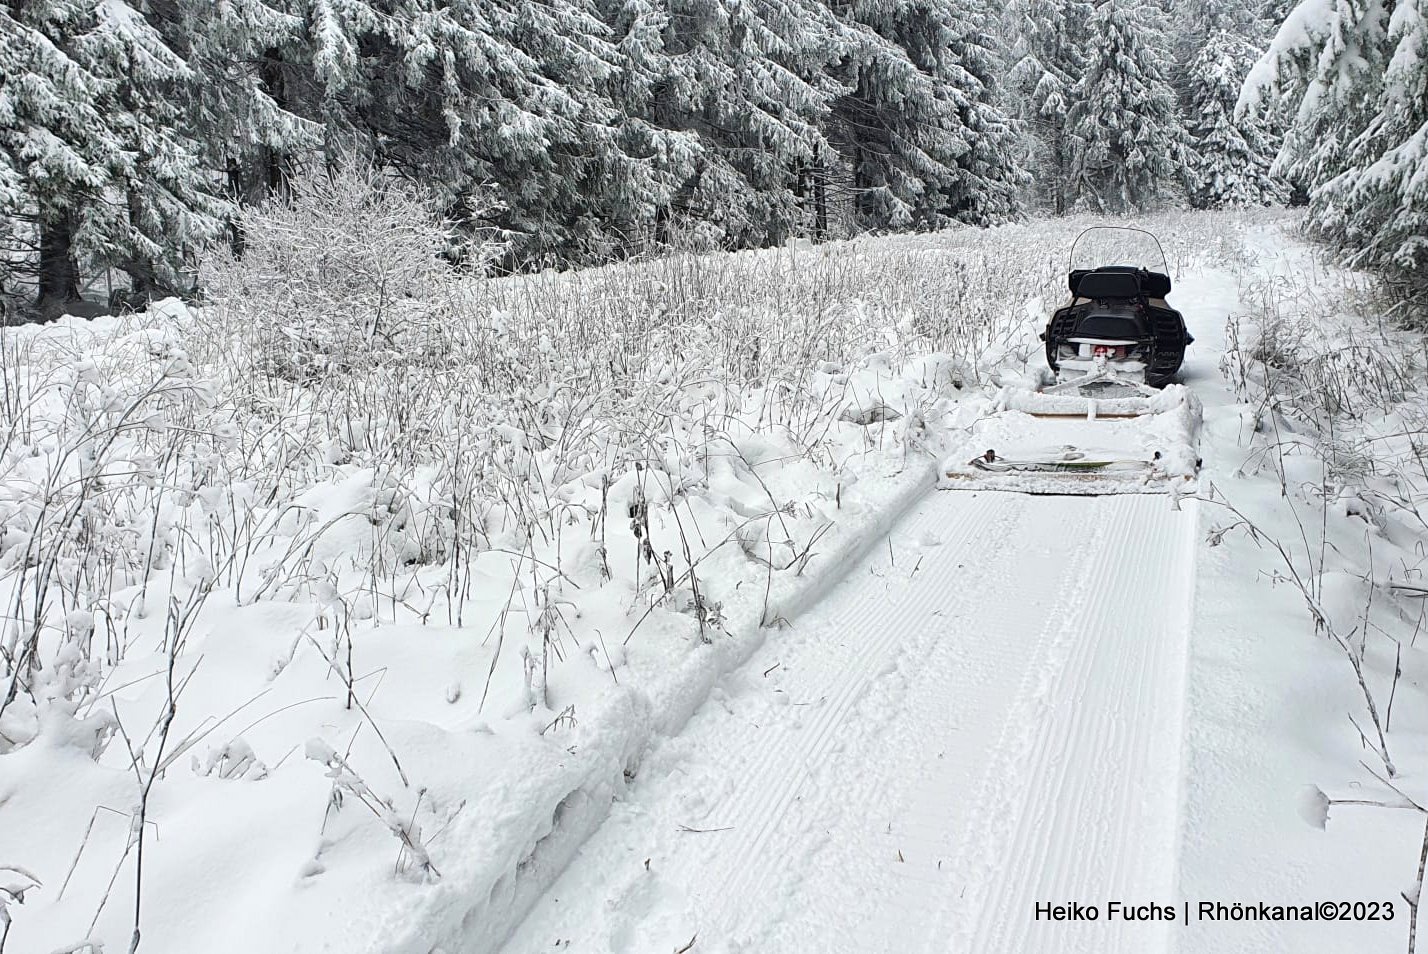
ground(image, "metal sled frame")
xmin=945 ymin=451 xmax=1194 ymax=496
xmin=1041 ymin=363 xmax=1157 ymax=399
xmin=1015 ymin=364 xmax=1162 ymax=419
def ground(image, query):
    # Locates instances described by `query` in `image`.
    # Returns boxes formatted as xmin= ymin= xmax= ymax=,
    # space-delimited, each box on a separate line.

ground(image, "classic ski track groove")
xmin=745 ymin=492 xmax=1109 ymax=953
xmin=699 ymin=493 xmax=1028 ymax=937
xmin=716 ymin=493 xmax=1037 ymax=944
xmin=931 ymin=498 xmax=1125 ymax=950
xmin=498 ymin=490 xmax=1197 ymax=954
xmin=947 ymin=494 xmax=1195 ymax=953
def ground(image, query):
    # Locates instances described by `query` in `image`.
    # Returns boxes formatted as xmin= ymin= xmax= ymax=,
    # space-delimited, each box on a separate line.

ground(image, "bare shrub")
xmin=201 ymin=166 xmax=495 ymax=382
xmin=1216 ymin=231 xmax=1428 ymax=885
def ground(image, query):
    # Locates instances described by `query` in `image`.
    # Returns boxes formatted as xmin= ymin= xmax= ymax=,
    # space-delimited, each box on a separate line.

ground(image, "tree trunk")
xmin=1052 ymin=131 xmax=1067 ymax=216
xmin=37 ymin=215 xmax=82 ymax=318
xmin=226 ymin=158 xmax=250 ymax=256
xmin=225 ymin=49 xmax=294 ymax=257
xmin=814 ymin=157 xmax=828 ymax=240
xmin=259 ymin=48 xmax=291 ymax=198
xmin=853 ymin=141 xmax=866 ymax=228
xmin=119 ymin=188 xmax=162 ymax=309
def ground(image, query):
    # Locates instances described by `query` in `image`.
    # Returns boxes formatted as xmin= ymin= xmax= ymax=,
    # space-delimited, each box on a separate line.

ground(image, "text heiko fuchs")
xmin=1035 ymin=900 xmax=1397 ymax=923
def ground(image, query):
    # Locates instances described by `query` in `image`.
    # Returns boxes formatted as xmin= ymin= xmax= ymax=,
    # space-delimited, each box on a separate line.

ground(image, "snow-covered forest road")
xmin=499 ymin=491 xmax=1196 ymax=953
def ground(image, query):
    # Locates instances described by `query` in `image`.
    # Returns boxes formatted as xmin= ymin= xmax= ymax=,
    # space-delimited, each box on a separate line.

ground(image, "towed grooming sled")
xmin=944 ymin=227 xmax=1201 ymax=496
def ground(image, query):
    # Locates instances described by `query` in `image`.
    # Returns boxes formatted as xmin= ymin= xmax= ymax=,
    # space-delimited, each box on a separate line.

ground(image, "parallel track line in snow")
xmin=725 ymin=492 xmax=1047 ymax=945
xmin=814 ymin=494 xmax=1116 ymax=954
xmin=950 ymin=495 xmax=1195 ymax=954
xmin=498 ymin=490 xmax=1198 ymax=954
xmin=699 ymin=494 xmax=1029 ymax=939
xmin=923 ymin=494 xmax=1121 ymax=952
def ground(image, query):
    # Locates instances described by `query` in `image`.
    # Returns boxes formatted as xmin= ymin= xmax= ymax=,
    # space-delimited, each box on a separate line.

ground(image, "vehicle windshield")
xmin=1068 ymin=227 xmax=1170 ymax=275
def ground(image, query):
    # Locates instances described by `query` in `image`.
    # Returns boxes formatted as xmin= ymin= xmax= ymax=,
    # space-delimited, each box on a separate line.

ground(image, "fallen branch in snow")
xmin=306 ymin=740 xmax=438 ymax=882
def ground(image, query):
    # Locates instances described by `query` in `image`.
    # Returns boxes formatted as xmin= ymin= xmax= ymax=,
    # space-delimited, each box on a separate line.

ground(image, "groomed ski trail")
xmin=497 ymin=490 xmax=1197 ymax=954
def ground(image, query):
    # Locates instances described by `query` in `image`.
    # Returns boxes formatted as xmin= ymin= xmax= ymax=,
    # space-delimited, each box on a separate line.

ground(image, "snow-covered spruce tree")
xmin=1256 ymin=0 xmax=1301 ymax=39
xmin=618 ymin=0 xmax=838 ymax=249
xmin=0 ymin=4 xmax=110 ymax=311
xmin=590 ymin=0 xmax=704 ymax=243
xmin=74 ymin=0 xmax=230 ymax=300
xmin=1242 ymin=0 xmax=1427 ymax=302
xmin=824 ymin=0 xmax=1025 ymax=231
xmin=1166 ymin=0 xmax=1252 ymax=64
xmin=0 ymin=1 xmax=228 ymax=313
xmin=941 ymin=0 xmax=1027 ymax=222
xmin=1184 ymin=31 xmax=1285 ymax=208
xmin=323 ymin=0 xmax=676 ymax=266
xmin=1005 ymin=0 xmax=1091 ymax=213
xmin=155 ymin=0 xmax=320 ymax=214
xmin=1065 ymin=0 xmax=1189 ymax=212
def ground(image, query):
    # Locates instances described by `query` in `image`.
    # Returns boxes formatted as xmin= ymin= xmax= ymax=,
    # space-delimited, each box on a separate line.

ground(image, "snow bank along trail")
xmin=496 ymin=488 xmax=1197 ymax=953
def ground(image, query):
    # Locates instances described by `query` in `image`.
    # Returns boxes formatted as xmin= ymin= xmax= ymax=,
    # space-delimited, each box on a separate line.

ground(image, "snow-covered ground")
xmin=3 ymin=211 xmax=1422 ymax=954
xmin=1173 ymin=228 xmax=1425 ymax=953
xmin=498 ymin=490 xmax=1197 ymax=954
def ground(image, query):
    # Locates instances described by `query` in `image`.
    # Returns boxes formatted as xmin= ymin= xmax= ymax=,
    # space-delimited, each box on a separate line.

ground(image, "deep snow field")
xmin=1 ymin=211 xmax=1423 ymax=954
